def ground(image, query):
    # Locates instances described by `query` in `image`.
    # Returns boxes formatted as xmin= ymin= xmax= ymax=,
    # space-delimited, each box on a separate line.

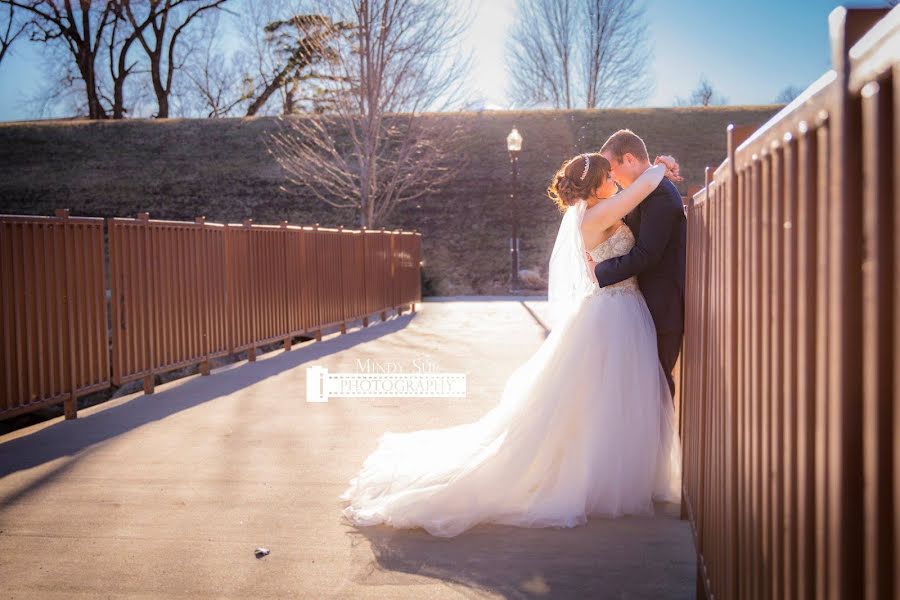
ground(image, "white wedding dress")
xmin=338 ymin=200 xmax=682 ymax=538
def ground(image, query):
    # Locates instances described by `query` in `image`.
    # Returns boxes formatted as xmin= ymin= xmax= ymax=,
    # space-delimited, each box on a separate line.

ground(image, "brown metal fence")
xmin=2 ymin=212 xmax=421 ymax=418
xmin=681 ymin=6 xmax=897 ymax=600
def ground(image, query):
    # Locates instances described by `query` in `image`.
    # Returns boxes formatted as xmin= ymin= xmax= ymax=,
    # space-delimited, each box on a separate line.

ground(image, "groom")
xmin=588 ymin=129 xmax=687 ymax=400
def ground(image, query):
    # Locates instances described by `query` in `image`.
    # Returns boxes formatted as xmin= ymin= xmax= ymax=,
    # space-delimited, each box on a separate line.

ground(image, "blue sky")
xmin=0 ymin=0 xmax=880 ymax=121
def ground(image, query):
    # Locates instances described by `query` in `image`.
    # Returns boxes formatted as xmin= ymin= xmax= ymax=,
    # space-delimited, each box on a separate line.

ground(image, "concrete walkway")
xmin=0 ymin=297 xmax=695 ymax=599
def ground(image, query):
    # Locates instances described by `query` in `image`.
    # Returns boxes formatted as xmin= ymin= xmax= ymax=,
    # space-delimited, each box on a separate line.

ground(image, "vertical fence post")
xmin=725 ymin=125 xmax=739 ymax=600
xmin=137 ymin=212 xmax=155 ymax=395
xmin=338 ymin=225 xmax=347 ymax=335
xmin=196 ymin=216 xmax=212 ymax=375
xmin=395 ymin=230 xmax=405 ymax=317
xmin=55 ymin=209 xmax=79 ymax=419
xmin=313 ymin=223 xmax=322 ymax=342
xmin=695 ymin=166 xmax=713 ymax=600
xmin=242 ymin=218 xmax=257 ymax=362
xmin=380 ymin=227 xmax=387 ymax=322
xmin=680 ymin=190 xmax=693 ymax=522
xmin=859 ymin=76 xmax=895 ymax=600
xmin=224 ymin=221 xmax=234 ymax=358
xmin=361 ymin=226 xmax=369 ymax=328
xmin=281 ymin=219 xmax=293 ymax=351
xmin=826 ymin=8 xmax=876 ymax=598
xmin=412 ymin=229 xmax=418 ymax=313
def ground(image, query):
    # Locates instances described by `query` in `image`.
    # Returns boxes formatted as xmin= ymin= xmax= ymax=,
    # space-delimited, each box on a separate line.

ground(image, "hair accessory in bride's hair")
xmin=580 ymin=154 xmax=590 ymax=180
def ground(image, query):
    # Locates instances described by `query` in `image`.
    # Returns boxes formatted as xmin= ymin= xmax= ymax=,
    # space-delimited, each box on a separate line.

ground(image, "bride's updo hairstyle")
xmin=547 ymin=152 xmax=611 ymax=212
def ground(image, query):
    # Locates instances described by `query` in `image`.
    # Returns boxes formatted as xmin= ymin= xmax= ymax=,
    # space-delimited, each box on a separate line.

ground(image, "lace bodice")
xmin=586 ymin=224 xmax=641 ymax=296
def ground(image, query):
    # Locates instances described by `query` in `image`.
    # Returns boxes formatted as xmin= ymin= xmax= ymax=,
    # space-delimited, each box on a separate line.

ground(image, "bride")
xmin=338 ymin=152 xmax=683 ymax=538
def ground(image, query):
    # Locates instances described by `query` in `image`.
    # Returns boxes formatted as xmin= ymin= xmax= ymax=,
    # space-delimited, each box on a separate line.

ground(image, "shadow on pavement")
xmin=0 ymin=313 xmax=416 ymax=482
xmin=341 ymin=501 xmax=691 ymax=599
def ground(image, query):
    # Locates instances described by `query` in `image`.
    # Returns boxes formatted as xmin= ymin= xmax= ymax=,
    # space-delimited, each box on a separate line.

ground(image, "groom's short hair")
xmin=600 ymin=129 xmax=649 ymax=164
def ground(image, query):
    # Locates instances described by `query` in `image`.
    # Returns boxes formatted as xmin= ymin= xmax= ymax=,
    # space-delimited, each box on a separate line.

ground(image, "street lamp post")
xmin=506 ymin=127 xmax=523 ymax=291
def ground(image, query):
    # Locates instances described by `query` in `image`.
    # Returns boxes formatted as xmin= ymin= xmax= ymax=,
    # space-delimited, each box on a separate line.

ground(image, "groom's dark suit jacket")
xmin=594 ymin=177 xmax=686 ymax=336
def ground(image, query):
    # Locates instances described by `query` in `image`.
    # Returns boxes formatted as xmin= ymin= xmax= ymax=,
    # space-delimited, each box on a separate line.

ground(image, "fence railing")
xmin=1 ymin=212 xmax=421 ymax=420
xmin=680 ymin=6 xmax=897 ymax=600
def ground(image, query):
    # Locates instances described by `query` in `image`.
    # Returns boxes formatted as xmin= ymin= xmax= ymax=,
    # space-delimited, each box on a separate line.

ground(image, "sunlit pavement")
xmin=0 ymin=297 xmax=694 ymax=599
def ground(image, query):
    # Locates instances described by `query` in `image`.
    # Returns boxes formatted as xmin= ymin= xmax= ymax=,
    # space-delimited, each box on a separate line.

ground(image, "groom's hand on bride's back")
xmin=585 ymin=252 xmax=599 ymax=284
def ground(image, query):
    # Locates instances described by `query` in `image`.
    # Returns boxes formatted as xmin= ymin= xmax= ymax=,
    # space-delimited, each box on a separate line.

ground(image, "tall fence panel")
xmin=681 ymin=6 xmax=897 ymax=600
xmin=394 ymin=231 xmax=423 ymax=308
xmin=315 ymin=227 xmax=347 ymax=329
xmin=338 ymin=229 xmax=367 ymax=326
xmin=224 ymin=222 xmax=295 ymax=355
xmin=364 ymin=230 xmax=392 ymax=317
xmin=109 ymin=215 xmax=229 ymax=389
xmin=288 ymin=226 xmax=322 ymax=335
xmin=0 ymin=212 xmax=109 ymax=419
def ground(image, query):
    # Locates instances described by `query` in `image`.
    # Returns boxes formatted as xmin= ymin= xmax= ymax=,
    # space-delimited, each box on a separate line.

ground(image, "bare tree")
xmin=123 ymin=0 xmax=229 ymax=118
xmin=266 ymin=0 xmax=471 ymax=227
xmin=3 ymin=0 xmax=150 ymax=119
xmin=22 ymin=38 xmax=92 ymax=118
xmin=3 ymin=0 xmax=229 ymax=119
xmin=675 ymin=76 xmax=727 ymax=106
xmin=2 ymin=0 xmax=118 ymax=118
xmin=507 ymin=0 xmax=652 ymax=109
xmin=181 ymin=9 xmax=250 ymax=117
xmin=104 ymin=1 xmax=156 ymax=118
xmin=507 ymin=0 xmax=575 ymax=109
xmin=775 ymin=84 xmax=803 ymax=104
xmin=582 ymin=0 xmax=653 ymax=108
xmin=0 ymin=2 xmax=26 ymax=66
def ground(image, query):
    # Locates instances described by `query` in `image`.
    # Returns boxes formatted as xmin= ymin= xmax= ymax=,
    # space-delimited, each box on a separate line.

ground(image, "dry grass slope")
xmin=0 ymin=106 xmax=780 ymax=294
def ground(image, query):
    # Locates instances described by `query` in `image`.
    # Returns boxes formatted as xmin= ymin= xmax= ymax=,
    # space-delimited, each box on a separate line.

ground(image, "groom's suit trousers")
xmin=657 ymin=330 xmax=683 ymax=400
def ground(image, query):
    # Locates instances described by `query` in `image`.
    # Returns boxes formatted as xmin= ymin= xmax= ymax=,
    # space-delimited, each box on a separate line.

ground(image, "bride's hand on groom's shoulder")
xmin=654 ymin=155 xmax=683 ymax=182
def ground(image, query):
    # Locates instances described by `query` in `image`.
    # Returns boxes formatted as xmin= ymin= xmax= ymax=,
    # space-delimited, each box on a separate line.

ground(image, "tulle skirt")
xmin=338 ymin=289 xmax=682 ymax=538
